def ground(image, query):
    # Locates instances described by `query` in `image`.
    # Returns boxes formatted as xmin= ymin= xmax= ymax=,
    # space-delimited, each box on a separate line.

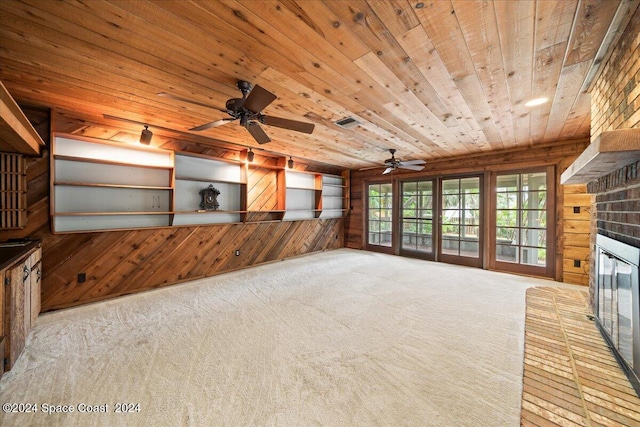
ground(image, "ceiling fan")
xmin=360 ymin=149 xmax=426 ymax=175
xmin=159 ymin=80 xmax=314 ymax=144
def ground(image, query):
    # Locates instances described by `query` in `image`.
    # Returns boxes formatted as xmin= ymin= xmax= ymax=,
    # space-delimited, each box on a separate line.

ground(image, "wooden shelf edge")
xmin=54 ymin=182 xmax=172 ymax=190
xmin=0 ymin=81 xmax=45 ymax=155
xmin=176 ymin=176 xmax=244 ymax=185
xmin=561 ymin=129 xmax=640 ymax=184
xmin=54 ymin=211 xmax=173 ymax=216
xmin=54 ymin=154 xmax=174 ymax=170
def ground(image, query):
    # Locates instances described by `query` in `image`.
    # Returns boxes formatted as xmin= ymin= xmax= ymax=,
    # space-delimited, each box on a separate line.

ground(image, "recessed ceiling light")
xmin=525 ymin=97 xmax=548 ymax=107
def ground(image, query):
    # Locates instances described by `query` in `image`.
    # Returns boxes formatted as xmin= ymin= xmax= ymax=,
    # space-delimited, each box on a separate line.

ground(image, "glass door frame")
xmin=488 ymin=166 xmax=556 ymax=278
xmin=398 ymin=177 xmax=437 ymax=260
xmin=437 ymin=173 xmax=484 ymax=268
xmin=364 ymin=179 xmax=395 ymax=255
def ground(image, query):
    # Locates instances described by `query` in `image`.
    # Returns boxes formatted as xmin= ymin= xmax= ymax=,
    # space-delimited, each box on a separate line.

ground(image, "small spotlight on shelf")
xmin=247 ymin=148 xmax=254 ymax=162
xmin=287 ymin=156 xmax=294 ymax=169
xmin=139 ymin=125 xmax=153 ymax=145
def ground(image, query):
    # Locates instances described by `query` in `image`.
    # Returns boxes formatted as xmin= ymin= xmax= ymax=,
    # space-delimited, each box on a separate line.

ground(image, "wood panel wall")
xmin=0 ymin=112 xmax=344 ymax=311
xmin=345 ymin=140 xmax=591 ymax=284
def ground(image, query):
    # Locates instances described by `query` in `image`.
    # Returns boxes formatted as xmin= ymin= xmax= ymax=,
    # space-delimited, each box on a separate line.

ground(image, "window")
xmin=367 ymin=183 xmax=393 ymax=248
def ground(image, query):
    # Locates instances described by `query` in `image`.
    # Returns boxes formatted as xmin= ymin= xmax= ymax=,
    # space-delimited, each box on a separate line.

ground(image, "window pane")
xmin=496 ymin=174 xmax=518 ymax=192
xmin=442 ymin=179 xmax=459 ymax=194
xmin=463 ymin=226 xmax=480 ymax=239
xmin=419 ymin=221 xmax=433 ymax=234
xmin=442 ymin=224 xmax=460 ymax=236
xmin=522 ymin=172 xmax=546 ymax=191
xmin=444 ymin=194 xmax=459 ymax=208
xmin=403 ymin=220 xmax=416 ymax=232
xmin=496 ymin=244 xmax=518 ymax=263
xmin=443 ymin=209 xmax=461 ymax=224
xmin=464 ymin=194 xmax=480 ymax=209
xmin=461 ymin=177 xmax=479 ymax=193
xmin=521 ymin=210 xmax=546 ymax=228
xmin=521 ymin=247 xmax=546 ymax=266
xmin=464 ymin=209 xmax=480 ymax=224
xmin=497 ymin=227 xmax=519 ymax=244
xmin=442 ymin=237 xmax=459 ymax=255
xmin=496 ymin=210 xmax=518 ymax=227
xmin=521 ymin=229 xmax=546 ymax=247
xmin=404 ymin=209 xmax=416 ymax=218
xmin=522 ymin=191 xmax=546 ymax=209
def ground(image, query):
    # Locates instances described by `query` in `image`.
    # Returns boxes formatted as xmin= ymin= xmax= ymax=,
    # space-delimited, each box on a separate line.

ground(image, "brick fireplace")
xmin=561 ymin=6 xmax=639 ymax=395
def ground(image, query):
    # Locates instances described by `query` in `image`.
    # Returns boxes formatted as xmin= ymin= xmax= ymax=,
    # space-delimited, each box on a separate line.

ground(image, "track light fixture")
xmin=247 ymin=148 xmax=254 ymax=162
xmin=287 ymin=156 xmax=294 ymax=169
xmin=139 ymin=125 xmax=153 ymax=145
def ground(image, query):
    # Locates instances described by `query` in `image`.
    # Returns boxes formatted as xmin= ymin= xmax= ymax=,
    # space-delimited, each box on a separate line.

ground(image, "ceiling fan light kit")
xmin=181 ymin=80 xmax=314 ymax=144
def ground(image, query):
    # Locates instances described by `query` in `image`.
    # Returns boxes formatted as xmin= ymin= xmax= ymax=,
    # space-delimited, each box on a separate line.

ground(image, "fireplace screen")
xmin=595 ymin=234 xmax=640 ymax=396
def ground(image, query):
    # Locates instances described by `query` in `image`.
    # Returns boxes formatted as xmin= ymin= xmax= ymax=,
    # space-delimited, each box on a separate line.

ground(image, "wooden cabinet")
xmin=1 ymin=242 xmax=41 ymax=374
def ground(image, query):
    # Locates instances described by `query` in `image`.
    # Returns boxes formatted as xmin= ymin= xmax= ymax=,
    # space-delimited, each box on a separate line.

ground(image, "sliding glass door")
xmin=400 ymin=180 xmax=434 ymax=259
xmin=439 ymin=176 xmax=483 ymax=267
xmin=490 ymin=168 xmax=555 ymax=277
xmin=366 ymin=182 xmax=394 ymax=253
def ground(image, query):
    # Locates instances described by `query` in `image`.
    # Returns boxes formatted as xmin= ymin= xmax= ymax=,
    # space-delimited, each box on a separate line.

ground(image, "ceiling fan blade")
xmin=157 ymin=92 xmax=224 ymax=111
xmin=399 ymin=164 xmax=425 ymax=171
xmin=358 ymin=166 xmax=382 ymax=171
xmin=246 ymin=122 xmax=271 ymax=144
xmin=243 ymin=85 xmax=277 ymax=113
xmin=261 ymin=115 xmax=315 ymax=134
xmin=399 ymin=159 xmax=426 ymax=166
xmin=189 ymin=118 xmax=236 ymax=131
xmin=382 ymin=167 xmax=393 ymax=175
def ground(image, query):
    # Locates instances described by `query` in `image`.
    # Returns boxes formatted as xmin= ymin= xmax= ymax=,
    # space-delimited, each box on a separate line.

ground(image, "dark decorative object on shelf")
xmin=199 ymin=185 xmax=220 ymax=211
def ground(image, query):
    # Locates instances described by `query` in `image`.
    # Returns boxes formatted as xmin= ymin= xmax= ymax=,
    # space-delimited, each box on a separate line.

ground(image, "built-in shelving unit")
xmin=173 ymin=152 xmax=246 ymax=225
xmin=51 ymin=135 xmax=174 ymax=233
xmin=283 ymin=170 xmax=321 ymax=221
xmin=50 ymin=135 xmax=348 ymax=233
xmin=320 ymin=173 xmax=349 ymax=219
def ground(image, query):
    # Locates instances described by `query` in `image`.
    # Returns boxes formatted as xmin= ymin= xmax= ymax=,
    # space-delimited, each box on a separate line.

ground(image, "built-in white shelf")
xmin=173 ymin=152 xmax=246 ymax=225
xmin=51 ymin=135 xmax=175 ymax=233
xmin=50 ymin=135 xmax=349 ymax=233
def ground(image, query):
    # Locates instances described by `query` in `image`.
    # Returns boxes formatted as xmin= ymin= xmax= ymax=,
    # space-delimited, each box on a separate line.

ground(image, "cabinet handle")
xmin=23 ymin=264 xmax=31 ymax=282
xmin=37 ymin=268 xmax=42 ymax=283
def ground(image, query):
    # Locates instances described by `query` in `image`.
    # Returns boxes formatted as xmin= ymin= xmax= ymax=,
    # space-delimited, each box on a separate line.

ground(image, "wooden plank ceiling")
xmin=0 ymin=0 xmax=636 ymax=169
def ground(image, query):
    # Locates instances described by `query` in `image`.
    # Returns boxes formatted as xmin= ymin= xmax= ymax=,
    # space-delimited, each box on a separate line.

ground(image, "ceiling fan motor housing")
xmin=225 ymin=98 xmax=246 ymax=116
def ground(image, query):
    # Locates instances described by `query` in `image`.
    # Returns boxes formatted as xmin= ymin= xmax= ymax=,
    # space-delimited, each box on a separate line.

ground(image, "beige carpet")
xmin=0 ymin=249 xmax=575 ymax=426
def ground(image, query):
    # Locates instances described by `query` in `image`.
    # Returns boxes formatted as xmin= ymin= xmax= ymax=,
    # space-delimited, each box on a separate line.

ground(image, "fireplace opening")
xmin=595 ymin=234 xmax=640 ymax=396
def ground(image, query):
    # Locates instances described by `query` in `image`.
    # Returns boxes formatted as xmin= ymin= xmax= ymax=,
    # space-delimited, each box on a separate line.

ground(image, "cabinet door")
xmin=29 ymin=261 xmax=41 ymax=325
xmin=5 ymin=262 xmax=27 ymax=370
